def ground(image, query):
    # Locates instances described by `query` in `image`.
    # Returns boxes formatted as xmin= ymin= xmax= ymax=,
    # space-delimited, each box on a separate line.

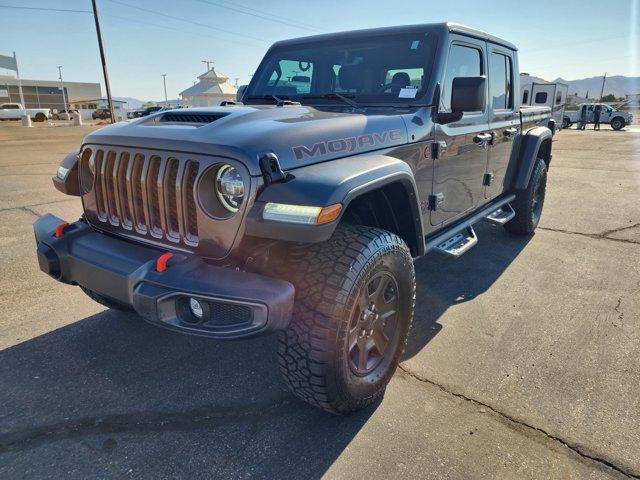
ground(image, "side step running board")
xmin=483 ymin=203 xmax=515 ymax=225
xmin=434 ymin=226 xmax=477 ymax=258
xmin=425 ymin=194 xmax=516 ymax=258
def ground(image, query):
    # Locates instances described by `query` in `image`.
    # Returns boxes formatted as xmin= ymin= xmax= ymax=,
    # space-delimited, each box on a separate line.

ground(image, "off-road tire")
xmin=277 ymin=224 xmax=415 ymax=414
xmin=34 ymin=112 xmax=47 ymax=122
xmin=505 ymin=157 xmax=547 ymax=235
xmin=610 ymin=117 xmax=625 ymax=131
xmin=80 ymin=285 xmax=133 ymax=312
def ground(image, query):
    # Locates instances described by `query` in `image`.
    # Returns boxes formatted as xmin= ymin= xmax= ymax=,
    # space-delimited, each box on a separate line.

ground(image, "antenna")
xmin=201 ymin=59 xmax=214 ymax=71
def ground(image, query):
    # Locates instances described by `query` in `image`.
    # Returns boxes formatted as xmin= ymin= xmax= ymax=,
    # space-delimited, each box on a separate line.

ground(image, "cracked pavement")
xmin=0 ymin=123 xmax=638 ymax=479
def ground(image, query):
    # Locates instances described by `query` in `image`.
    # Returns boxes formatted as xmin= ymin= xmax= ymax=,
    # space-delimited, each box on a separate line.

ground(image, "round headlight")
xmin=215 ymin=165 xmax=244 ymax=212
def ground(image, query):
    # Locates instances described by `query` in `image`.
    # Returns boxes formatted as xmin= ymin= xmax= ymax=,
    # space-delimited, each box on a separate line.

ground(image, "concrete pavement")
xmin=0 ymin=122 xmax=638 ymax=479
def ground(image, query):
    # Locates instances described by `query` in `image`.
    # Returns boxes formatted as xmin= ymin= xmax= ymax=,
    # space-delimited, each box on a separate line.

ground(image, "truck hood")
xmin=83 ymin=105 xmax=409 ymax=176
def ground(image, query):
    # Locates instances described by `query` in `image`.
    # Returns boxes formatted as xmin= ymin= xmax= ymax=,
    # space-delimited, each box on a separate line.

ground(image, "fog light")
xmin=189 ymin=298 xmax=203 ymax=319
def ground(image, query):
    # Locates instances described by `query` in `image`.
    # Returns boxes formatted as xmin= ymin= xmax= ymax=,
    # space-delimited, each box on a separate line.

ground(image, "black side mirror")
xmin=436 ymin=76 xmax=486 ymax=125
xmin=236 ymin=85 xmax=248 ymax=103
xmin=451 ymin=76 xmax=486 ymax=113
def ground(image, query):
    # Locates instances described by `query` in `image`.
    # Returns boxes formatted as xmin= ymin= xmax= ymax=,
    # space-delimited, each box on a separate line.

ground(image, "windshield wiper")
xmin=301 ymin=93 xmax=361 ymax=109
xmin=245 ymin=94 xmax=300 ymax=106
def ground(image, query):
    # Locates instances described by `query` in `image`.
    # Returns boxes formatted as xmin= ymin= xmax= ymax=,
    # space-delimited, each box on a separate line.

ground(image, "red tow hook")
xmin=155 ymin=252 xmax=174 ymax=272
xmin=54 ymin=222 xmax=69 ymax=238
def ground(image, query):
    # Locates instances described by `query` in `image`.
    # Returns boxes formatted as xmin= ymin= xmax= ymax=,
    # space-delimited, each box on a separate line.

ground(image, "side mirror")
xmin=236 ymin=85 xmax=248 ymax=103
xmin=436 ymin=76 xmax=486 ymax=125
xmin=451 ymin=76 xmax=486 ymax=113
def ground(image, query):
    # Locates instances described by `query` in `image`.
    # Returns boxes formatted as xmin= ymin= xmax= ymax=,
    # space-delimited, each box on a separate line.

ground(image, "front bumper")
xmin=34 ymin=214 xmax=295 ymax=339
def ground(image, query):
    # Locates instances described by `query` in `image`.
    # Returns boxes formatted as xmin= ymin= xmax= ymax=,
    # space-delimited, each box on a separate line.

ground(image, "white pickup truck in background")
xmin=0 ymin=103 xmax=51 ymax=122
xmin=563 ymin=103 xmax=633 ymax=130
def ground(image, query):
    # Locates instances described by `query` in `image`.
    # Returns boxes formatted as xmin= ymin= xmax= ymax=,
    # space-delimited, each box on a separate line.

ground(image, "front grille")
xmin=81 ymin=147 xmax=199 ymax=247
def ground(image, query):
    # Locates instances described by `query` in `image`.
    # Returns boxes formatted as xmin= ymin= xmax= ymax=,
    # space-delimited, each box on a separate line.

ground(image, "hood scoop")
xmin=154 ymin=111 xmax=229 ymax=126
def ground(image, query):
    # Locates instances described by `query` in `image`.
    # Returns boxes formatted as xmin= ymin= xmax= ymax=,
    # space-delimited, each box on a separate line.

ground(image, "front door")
xmin=486 ymin=45 xmax=519 ymax=199
xmin=431 ymin=37 xmax=490 ymax=226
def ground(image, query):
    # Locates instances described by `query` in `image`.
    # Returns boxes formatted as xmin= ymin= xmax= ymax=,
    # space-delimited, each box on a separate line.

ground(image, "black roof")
xmin=272 ymin=22 xmax=517 ymax=51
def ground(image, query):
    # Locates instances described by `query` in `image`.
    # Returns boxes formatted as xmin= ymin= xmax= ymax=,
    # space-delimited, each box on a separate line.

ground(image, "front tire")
xmin=505 ymin=157 xmax=547 ymax=235
xmin=610 ymin=117 xmax=625 ymax=130
xmin=277 ymin=224 xmax=415 ymax=414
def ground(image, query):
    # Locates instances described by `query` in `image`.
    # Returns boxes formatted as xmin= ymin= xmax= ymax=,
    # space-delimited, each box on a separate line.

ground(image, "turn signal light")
xmin=263 ymin=203 xmax=342 ymax=225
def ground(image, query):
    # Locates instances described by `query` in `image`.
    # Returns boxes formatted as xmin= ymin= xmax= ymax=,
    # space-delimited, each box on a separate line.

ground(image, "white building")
xmin=180 ymin=67 xmax=236 ymax=107
xmin=0 ymin=74 xmax=100 ymax=110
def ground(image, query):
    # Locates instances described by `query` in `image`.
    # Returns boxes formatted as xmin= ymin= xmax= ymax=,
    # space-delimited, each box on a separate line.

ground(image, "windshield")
xmin=246 ymin=32 xmax=437 ymax=106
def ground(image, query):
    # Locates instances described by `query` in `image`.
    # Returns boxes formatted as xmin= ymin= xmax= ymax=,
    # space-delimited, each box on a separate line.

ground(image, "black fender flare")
xmin=510 ymin=126 xmax=553 ymax=190
xmin=245 ymin=154 xmax=424 ymax=254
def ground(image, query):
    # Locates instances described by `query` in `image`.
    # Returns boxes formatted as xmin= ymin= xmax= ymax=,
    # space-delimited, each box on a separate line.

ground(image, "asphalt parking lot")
xmin=0 ymin=121 xmax=638 ymax=479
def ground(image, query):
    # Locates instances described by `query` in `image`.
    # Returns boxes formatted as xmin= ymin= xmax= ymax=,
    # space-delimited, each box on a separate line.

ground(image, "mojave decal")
xmin=292 ymin=129 xmax=402 ymax=160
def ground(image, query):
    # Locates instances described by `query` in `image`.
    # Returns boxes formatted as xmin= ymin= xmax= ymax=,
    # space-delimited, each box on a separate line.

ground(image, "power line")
xmin=104 ymin=13 xmax=264 ymax=48
xmin=215 ymin=0 xmax=321 ymax=31
xmin=195 ymin=0 xmax=322 ymax=32
xmin=107 ymin=0 xmax=270 ymax=44
xmin=0 ymin=4 xmax=91 ymax=13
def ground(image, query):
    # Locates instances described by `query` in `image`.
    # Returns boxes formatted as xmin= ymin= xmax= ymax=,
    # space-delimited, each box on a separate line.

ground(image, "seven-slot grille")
xmin=80 ymin=147 xmax=199 ymax=247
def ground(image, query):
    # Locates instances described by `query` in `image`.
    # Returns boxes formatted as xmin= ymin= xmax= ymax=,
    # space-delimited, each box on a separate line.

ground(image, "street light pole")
xmin=162 ymin=74 xmax=168 ymax=107
xmin=57 ymin=66 xmax=68 ymax=114
xmin=91 ymin=0 xmax=115 ymax=123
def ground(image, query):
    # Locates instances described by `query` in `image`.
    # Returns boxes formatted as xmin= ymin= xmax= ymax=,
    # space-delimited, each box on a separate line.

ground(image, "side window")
xmin=522 ymin=90 xmax=529 ymax=104
xmin=535 ymin=92 xmax=547 ymax=104
xmin=442 ymin=44 xmax=482 ymax=112
xmin=490 ymin=52 xmax=513 ymax=110
xmin=555 ymin=92 xmax=563 ymax=105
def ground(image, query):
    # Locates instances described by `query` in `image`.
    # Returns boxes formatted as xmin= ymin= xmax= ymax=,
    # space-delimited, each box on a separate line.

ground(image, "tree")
xmin=601 ymin=94 xmax=616 ymax=102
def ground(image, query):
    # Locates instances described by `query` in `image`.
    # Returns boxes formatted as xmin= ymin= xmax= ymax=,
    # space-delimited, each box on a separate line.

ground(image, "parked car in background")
xmin=563 ymin=103 xmax=632 ymax=130
xmin=92 ymin=108 xmax=112 ymax=120
xmin=0 ymin=103 xmax=51 ymax=122
xmin=138 ymin=105 xmax=163 ymax=117
xmin=52 ymin=109 xmax=79 ymax=120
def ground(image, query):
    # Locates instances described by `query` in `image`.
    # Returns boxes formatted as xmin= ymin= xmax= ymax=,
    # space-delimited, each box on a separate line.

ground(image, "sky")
xmin=1 ymin=0 xmax=638 ymax=101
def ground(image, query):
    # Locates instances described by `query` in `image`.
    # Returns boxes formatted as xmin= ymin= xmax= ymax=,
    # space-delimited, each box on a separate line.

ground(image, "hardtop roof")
xmin=271 ymin=22 xmax=517 ymax=51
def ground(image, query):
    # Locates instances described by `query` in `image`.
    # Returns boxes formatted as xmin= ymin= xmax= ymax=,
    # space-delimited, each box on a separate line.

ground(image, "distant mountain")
xmin=113 ymin=97 xmax=147 ymax=109
xmin=553 ymin=76 xmax=640 ymax=98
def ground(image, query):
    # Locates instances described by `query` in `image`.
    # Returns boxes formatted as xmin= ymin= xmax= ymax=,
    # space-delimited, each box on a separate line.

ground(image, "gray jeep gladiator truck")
xmin=34 ymin=23 xmax=552 ymax=414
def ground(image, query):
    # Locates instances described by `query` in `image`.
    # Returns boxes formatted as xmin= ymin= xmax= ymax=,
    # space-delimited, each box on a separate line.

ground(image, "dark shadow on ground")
xmin=0 ymin=223 xmax=530 ymax=479
xmin=404 ymin=222 xmax=532 ymax=359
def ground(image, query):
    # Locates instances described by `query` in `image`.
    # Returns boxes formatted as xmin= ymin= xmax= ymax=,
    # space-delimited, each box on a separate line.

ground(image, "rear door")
xmin=432 ymin=37 xmax=489 ymax=226
xmin=486 ymin=45 xmax=519 ymax=199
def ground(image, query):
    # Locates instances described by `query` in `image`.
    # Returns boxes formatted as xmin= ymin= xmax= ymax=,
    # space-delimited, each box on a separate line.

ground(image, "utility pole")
xmin=234 ymin=77 xmax=239 ymax=88
xmin=162 ymin=74 xmax=168 ymax=106
xmin=201 ymin=59 xmax=214 ymax=72
xmin=57 ymin=66 xmax=68 ymax=113
xmin=599 ymin=72 xmax=607 ymax=102
xmin=91 ymin=0 xmax=115 ymax=123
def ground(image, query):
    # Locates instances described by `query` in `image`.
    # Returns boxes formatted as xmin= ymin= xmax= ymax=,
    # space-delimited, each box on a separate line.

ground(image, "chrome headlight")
xmin=215 ymin=164 xmax=244 ymax=212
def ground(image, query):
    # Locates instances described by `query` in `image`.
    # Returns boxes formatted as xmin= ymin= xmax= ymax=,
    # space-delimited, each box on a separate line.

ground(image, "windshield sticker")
xmin=398 ymin=87 xmax=418 ymax=98
xmin=410 ymin=40 xmax=420 ymax=50
xmin=292 ymin=129 xmax=402 ymax=160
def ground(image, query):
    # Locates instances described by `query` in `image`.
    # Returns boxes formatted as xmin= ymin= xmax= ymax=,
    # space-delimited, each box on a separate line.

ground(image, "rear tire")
xmin=34 ymin=112 xmax=46 ymax=122
xmin=80 ymin=285 xmax=133 ymax=312
xmin=610 ymin=117 xmax=625 ymax=130
xmin=505 ymin=158 xmax=547 ymax=235
xmin=277 ymin=224 xmax=415 ymax=414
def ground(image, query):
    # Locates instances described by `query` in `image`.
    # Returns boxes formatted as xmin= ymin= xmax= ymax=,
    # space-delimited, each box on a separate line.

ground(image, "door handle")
xmin=504 ymin=127 xmax=519 ymax=138
xmin=473 ymin=133 xmax=493 ymax=147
